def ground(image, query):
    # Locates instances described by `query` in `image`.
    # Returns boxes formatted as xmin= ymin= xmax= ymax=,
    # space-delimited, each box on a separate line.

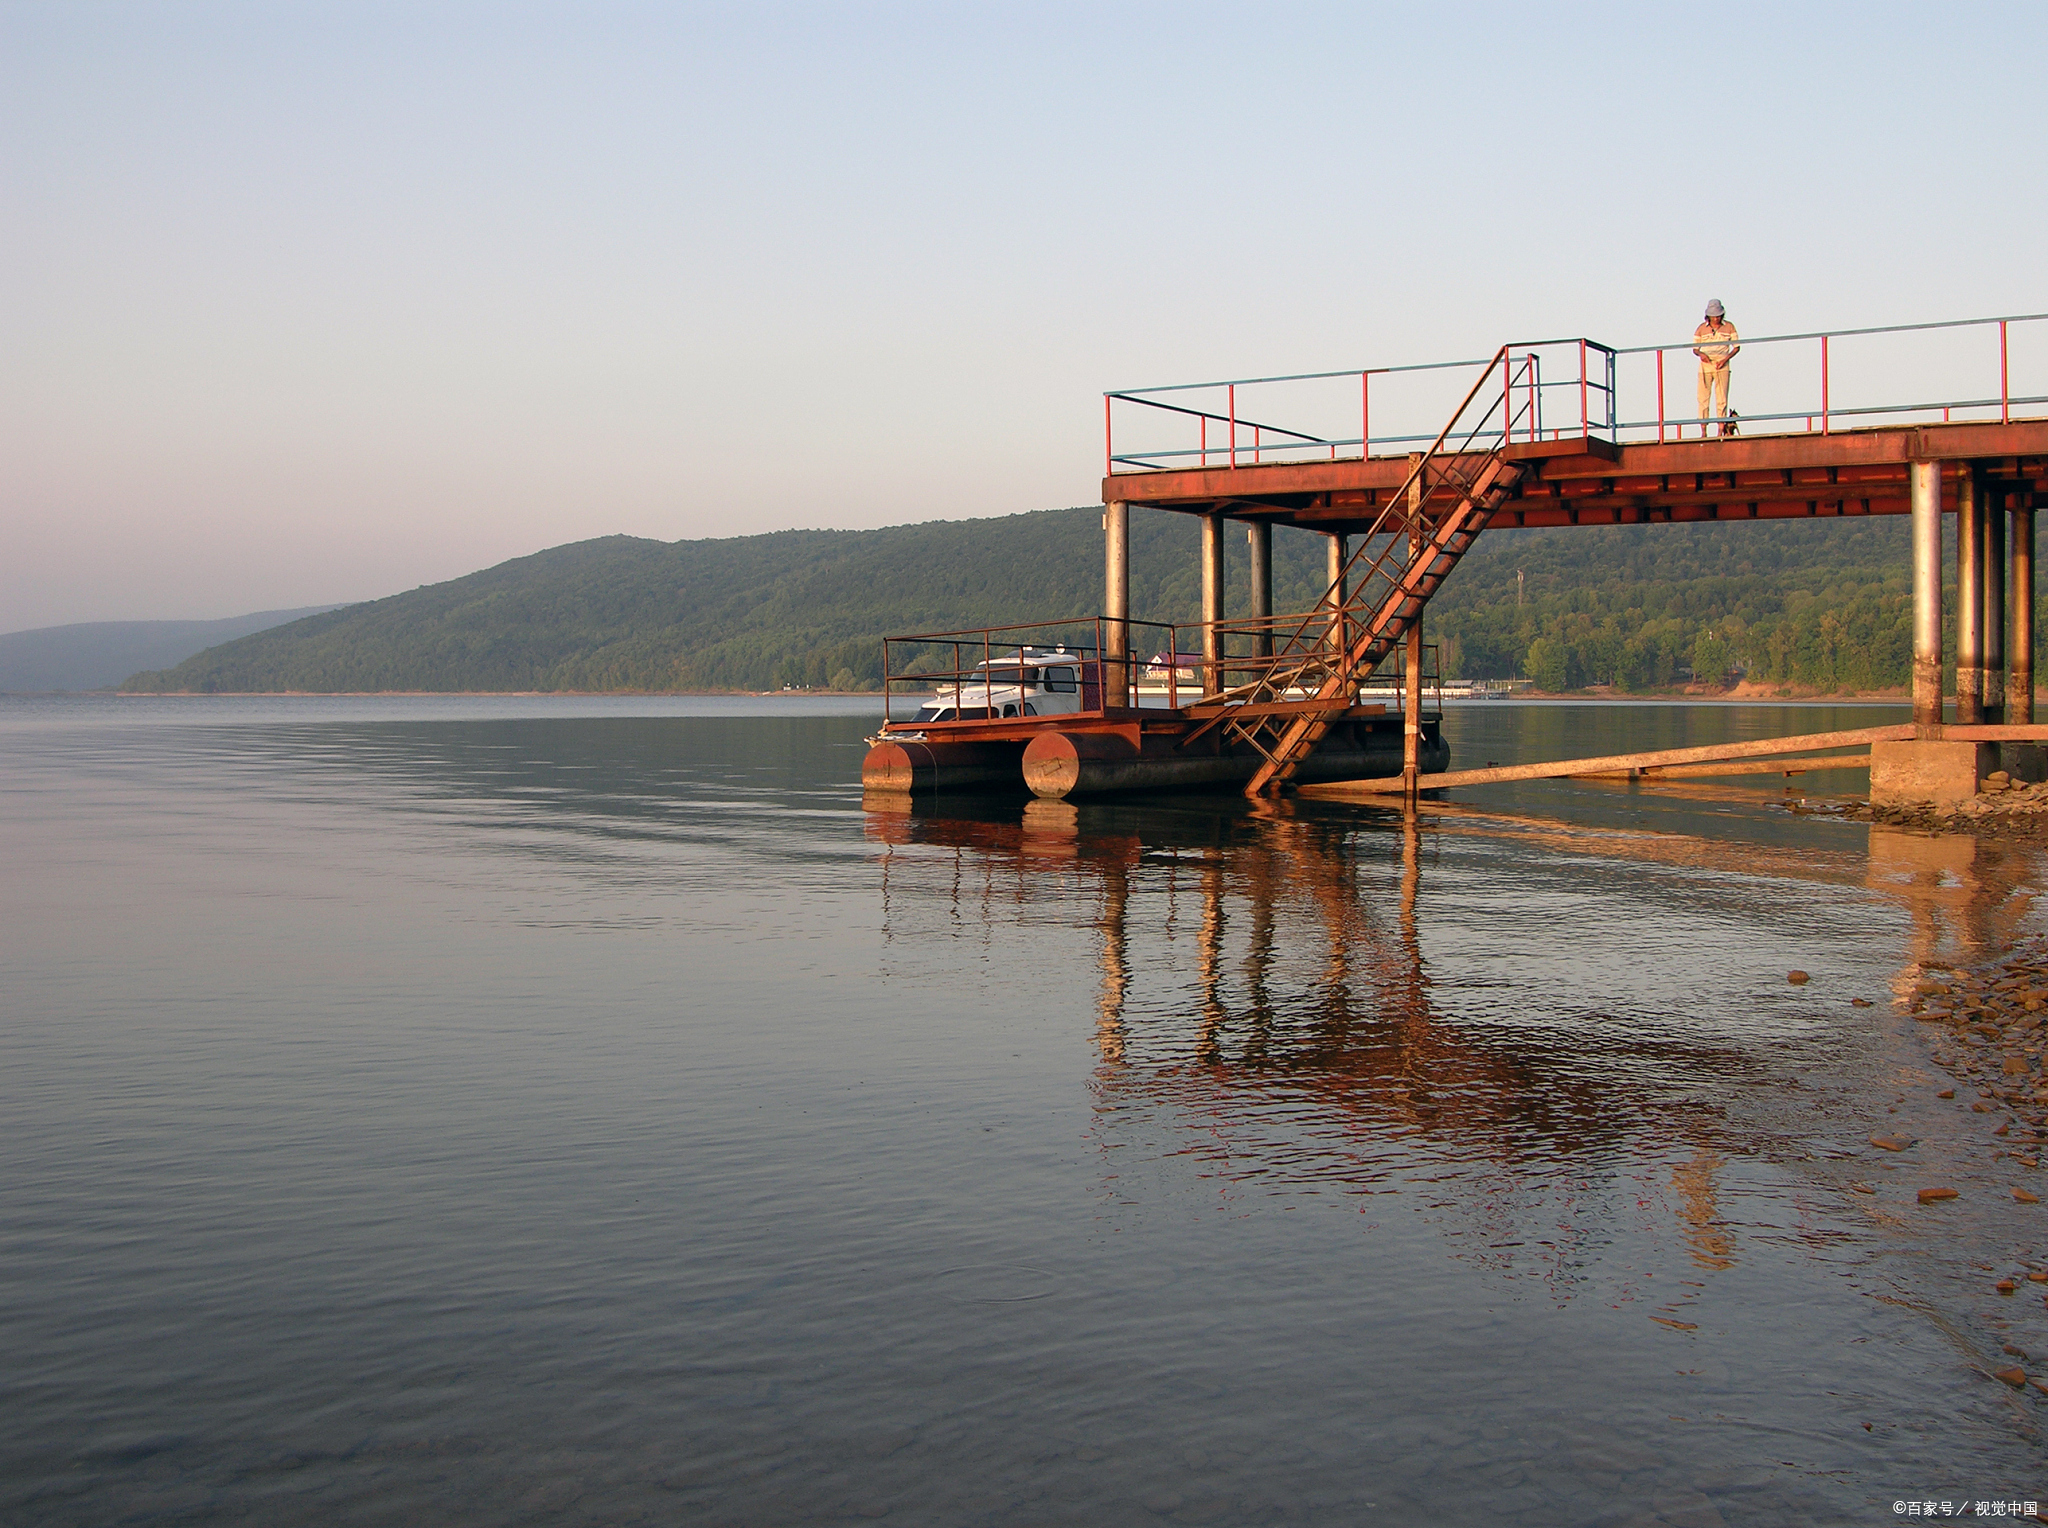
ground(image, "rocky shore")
xmin=1847 ymin=770 xmax=2048 ymax=834
xmin=1899 ymin=941 xmax=2048 ymax=1397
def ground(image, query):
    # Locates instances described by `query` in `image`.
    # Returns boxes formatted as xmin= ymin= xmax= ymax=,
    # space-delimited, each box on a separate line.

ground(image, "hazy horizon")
xmin=8 ymin=2 xmax=2045 ymax=629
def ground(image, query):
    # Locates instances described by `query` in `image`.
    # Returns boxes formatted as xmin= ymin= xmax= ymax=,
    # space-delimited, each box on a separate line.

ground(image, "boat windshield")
xmin=968 ymin=664 xmax=1039 ymax=685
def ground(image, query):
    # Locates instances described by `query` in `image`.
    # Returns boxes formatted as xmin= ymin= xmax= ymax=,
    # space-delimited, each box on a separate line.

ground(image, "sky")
xmin=4 ymin=1 xmax=2045 ymax=629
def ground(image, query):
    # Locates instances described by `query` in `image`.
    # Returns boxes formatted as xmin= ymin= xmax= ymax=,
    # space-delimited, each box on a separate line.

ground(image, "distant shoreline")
xmin=95 ymin=688 xmax=886 ymax=699
xmin=59 ymin=685 xmax=2015 ymax=704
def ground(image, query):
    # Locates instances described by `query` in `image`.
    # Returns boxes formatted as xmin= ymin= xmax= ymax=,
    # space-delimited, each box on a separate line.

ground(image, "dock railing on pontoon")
xmin=881 ymin=620 xmax=1440 ymax=724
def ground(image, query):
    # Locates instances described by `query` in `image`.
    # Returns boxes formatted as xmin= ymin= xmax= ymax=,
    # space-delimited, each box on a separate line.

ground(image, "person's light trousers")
xmin=1696 ymin=364 xmax=1731 ymax=431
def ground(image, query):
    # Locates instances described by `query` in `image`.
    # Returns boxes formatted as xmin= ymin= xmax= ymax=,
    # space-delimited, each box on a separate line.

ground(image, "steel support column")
xmin=1403 ymin=468 xmax=1424 ymax=797
xmin=1958 ymin=467 xmax=1984 ymax=725
xmin=1909 ymin=460 xmax=1943 ymax=730
xmin=1984 ymin=475 xmax=2006 ymax=724
xmin=1200 ymin=514 xmax=1225 ymax=698
xmin=1403 ymin=628 xmax=1423 ymax=798
xmin=2013 ymin=496 xmax=2036 ymax=725
xmin=1326 ymin=532 xmax=1348 ymax=656
xmin=1104 ymin=500 xmax=1130 ymax=708
xmin=1247 ymin=521 xmax=1273 ymax=659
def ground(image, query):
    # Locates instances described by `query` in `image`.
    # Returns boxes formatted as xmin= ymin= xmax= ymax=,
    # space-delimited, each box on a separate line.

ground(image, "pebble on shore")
xmin=1903 ymin=952 xmax=2048 ymax=1142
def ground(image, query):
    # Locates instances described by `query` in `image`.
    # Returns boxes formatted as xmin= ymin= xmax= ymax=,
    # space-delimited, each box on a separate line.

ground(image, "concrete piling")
xmin=1326 ymin=532 xmax=1348 ymax=656
xmin=1985 ymin=471 xmax=2006 ymax=724
xmin=2013 ymin=496 xmax=2036 ymax=726
xmin=1104 ymin=500 xmax=1130 ymax=708
xmin=1247 ymin=521 xmax=1273 ymax=659
xmin=1911 ymin=460 xmax=1943 ymax=730
xmin=1959 ymin=467 xmax=1984 ymax=725
xmin=1200 ymin=514 xmax=1225 ymax=697
xmin=1403 ymin=469 xmax=1424 ymax=797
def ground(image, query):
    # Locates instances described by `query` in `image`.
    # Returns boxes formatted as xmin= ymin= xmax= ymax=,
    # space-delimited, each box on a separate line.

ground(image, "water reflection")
xmin=13 ymin=701 xmax=2048 ymax=1523
xmin=864 ymin=784 xmax=2048 ymax=1325
xmin=868 ymin=795 xmax=1767 ymax=1290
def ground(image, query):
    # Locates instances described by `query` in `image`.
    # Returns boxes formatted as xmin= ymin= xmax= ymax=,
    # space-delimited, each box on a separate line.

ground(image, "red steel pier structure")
xmin=862 ymin=313 xmax=2048 ymax=806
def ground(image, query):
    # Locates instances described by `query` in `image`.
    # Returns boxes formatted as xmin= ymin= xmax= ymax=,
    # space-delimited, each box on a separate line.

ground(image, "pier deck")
xmin=1099 ymin=421 xmax=2048 ymax=534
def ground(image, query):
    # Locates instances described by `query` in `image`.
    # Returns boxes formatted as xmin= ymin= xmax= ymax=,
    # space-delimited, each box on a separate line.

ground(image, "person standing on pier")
xmin=1693 ymin=299 xmax=1739 ymax=437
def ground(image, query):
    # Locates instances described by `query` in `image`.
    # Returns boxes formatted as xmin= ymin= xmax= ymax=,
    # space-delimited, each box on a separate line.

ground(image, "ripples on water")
xmin=3 ymin=696 xmax=2044 ymax=1524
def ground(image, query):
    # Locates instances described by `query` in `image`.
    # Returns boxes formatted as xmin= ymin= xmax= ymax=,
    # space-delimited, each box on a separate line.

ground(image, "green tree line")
xmin=123 ymin=508 xmax=2033 ymax=695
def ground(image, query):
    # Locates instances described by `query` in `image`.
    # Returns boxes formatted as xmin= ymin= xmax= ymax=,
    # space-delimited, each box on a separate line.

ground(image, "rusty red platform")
xmin=1100 ymin=421 xmax=2048 ymax=532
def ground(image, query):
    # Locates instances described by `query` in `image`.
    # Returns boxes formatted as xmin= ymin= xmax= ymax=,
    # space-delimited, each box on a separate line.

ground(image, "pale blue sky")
xmin=4 ymin=1 xmax=2043 ymax=626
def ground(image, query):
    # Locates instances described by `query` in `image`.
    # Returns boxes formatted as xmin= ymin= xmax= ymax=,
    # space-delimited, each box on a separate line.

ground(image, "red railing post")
xmin=1254 ymin=425 xmax=1261 ymax=464
xmin=1229 ymin=384 xmax=1237 ymax=468
xmin=1361 ymin=371 xmax=1370 ymax=457
xmin=1578 ymin=340 xmax=1589 ymax=437
xmin=1821 ymin=334 xmax=1830 ymax=435
xmin=2002 ymin=319 xmax=2011 ymax=424
xmin=1200 ymin=414 xmax=1207 ymax=467
xmin=1527 ymin=353 xmax=1537 ymax=442
xmin=1656 ymin=347 xmax=1665 ymax=442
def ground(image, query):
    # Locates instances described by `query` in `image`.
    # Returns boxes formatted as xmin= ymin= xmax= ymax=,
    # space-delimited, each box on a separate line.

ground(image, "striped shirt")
xmin=1694 ymin=320 xmax=1739 ymax=364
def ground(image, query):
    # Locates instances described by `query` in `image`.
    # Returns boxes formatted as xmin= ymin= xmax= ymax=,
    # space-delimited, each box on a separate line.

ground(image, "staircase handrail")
xmin=1220 ymin=346 xmax=1520 ymax=703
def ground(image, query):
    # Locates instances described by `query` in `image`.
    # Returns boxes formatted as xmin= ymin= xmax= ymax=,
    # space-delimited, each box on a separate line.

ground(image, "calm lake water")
xmin=5 ymin=695 xmax=2045 ymax=1525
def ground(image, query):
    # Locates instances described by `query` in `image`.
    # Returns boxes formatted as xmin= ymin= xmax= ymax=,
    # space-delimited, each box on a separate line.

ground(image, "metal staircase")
xmin=1195 ymin=348 xmax=1535 ymax=798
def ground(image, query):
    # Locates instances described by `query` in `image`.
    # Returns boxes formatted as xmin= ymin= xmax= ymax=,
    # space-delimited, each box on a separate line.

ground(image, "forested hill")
xmin=122 ymin=506 xmax=1968 ymax=694
xmin=0 ymin=606 xmax=339 ymax=692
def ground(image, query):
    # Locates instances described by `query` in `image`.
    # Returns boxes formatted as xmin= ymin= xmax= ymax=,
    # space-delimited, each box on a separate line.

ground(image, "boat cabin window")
xmin=1042 ymin=666 xmax=1078 ymax=693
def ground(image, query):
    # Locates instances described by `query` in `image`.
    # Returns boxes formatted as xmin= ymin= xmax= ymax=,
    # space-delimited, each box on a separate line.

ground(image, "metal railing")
xmin=880 ymin=618 xmax=1441 ymax=724
xmin=1350 ymin=641 xmax=1440 ymax=714
xmin=1214 ymin=345 xmax=1524 ymax=680
xmin=883 ymin=619 xmax=1113 ymax=725
xmin=1104 ymin=311 xmax=2048 ymax=472
xmin=1620 ymin=312 xmax=2046 ymax=441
